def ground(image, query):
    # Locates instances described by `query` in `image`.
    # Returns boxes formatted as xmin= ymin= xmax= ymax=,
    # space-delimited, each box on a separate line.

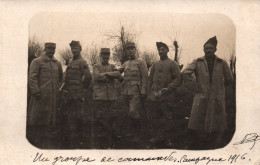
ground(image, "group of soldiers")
xmin=27 ymin=36 xmax=234 ymax=149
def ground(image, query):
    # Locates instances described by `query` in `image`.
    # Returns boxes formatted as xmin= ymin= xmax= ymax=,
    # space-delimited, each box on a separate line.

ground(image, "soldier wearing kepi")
xmin=182 ymin=36 xmax=234 ymax=149
xmin=92 ymin=48 xmax=121 ymax=148
xmin=28 ymin=42 xmax=63 ymax=148
xmin=147 ymin=42 xmax=182 ymax=147
xmin=119 ymin=42 xmax=148 ymax=142
xmin=62 ymin=41 xmax=92 ymax=148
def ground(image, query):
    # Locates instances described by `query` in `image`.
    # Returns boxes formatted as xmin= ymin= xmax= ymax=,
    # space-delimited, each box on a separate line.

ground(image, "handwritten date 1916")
xmin=233 ymin=133 xmax=260 ymax=150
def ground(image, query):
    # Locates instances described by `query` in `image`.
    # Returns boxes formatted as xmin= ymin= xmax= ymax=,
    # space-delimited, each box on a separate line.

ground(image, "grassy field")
xmin=26 ymin=79 xmax=236 ymax=149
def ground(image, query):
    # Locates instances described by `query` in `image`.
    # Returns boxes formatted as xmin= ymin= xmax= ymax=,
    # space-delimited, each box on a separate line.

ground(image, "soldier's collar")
xmin=73 ymin=54 xmax=82 ymax=60
xmin=129 ymin=56 xmax=136 ymax=60
xmin=42 ymin=54 xmax=58 ymax=62
xmin=198 ymin=55 xmax=222 ymax=62
xmin=101 ymin=61 xmax=109 ymax=65
xmin=160 ymin=56 xmax=168 ymax=60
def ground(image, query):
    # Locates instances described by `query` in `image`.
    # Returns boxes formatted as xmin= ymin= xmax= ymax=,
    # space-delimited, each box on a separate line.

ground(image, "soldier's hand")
xmin=34 ymin=92 xmax=40 ymax=100
xmin=161 ymin=88 xmax=169 ymax=95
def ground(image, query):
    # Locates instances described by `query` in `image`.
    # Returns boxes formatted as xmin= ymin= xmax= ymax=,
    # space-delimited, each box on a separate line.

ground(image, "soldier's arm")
xmin=29 ymin=59 xmax=40 ymax=95
xmin=58 ymin=62 xmax=63 ymax=82
xmin=140 ymin=59 xmax=148 ymax=95
xmin=182 ymin=59 xmax=197 ymax=89
xmin=168 ymin=61 xmax=182 ymax=92
xmin=93 ymin=64 xmax=109 ymax=81
xmin=80 ymin=60 xmax=92 ymax=88
xmin=148 ymin=63 xmax=155 ymax=95
xmin=105 ymin=64 xmax=121 ymax=78
xmin=223 ymin=61 xmax=234 ymax=85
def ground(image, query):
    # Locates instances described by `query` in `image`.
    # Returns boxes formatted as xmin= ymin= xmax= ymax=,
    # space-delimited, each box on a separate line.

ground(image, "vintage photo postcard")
xmin=0 ymin=0 xmax=260 ymax=165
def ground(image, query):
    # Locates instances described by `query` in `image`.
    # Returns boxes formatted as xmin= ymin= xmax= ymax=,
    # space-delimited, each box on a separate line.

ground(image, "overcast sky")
xmin=29 ymin=12 xmax=235 ymax=66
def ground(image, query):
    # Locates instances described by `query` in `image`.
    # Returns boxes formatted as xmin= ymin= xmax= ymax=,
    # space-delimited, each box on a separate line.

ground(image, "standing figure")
xmin=119 ymin=42 xmax=148 ymax=143
xmin=28 ymin=42 xmax=63 ymax=148
xmin=92 ymin=48 xmax=121 ymax=148
xmin=147 ymin=42 xmax=182 ymax=147
xmin=182 ymin=36 xmax=234 ymax=149
xmin=62 ymin=41 xmax=92 ymax=148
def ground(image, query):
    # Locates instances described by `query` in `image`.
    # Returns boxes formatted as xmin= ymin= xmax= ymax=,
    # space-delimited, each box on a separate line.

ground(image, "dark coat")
xmin=182 ymin=55 xmax=234 ymax=133
xmin=64 ymin=55 xmax=92 ymax=100
xmin=29 ymin=54 xmax=63 ymax=126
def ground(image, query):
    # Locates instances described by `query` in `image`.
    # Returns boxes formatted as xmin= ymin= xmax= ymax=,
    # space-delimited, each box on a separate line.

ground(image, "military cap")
xmin=156 ymin=42 xmax=169 ymax=50
xmin=204 ymin=36 xmax=218 ymax=47
xmin=125 ymin=42 xmax=136 ymax=48
xmin=45 ymin=42 xmax=56 ymax=48
xmin=100 ymin=48 xmax=110 ymax=54
xmin=69 ymin=40 xmax=81 ymax=47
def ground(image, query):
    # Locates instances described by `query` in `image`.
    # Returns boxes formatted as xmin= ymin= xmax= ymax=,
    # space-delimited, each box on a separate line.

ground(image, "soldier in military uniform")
xmin=119 ymin=42 xmax=148 ymax=142
xmin=92 ymin=48 xmax=121 ymax=148
xmin=182 ymin=36 xmax=234 ymax=149
xmin=61 ymin=41 xmax=92 ymax=148
xmin=147 ymin=42 xmax=182 ymax=147
xmin=28 ymin=42 xmax=63 ymax=148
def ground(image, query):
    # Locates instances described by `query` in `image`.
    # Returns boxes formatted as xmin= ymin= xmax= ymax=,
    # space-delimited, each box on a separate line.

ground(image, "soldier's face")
xmin=45 ymin=46 xmax=56 ymax=58
xmin=101 ymin=53 xmax=110 ymax=63
xmin=126 ymin=46 xmax=136 ymax=58
xmin=158 ymin=47 xmax=168 ymax=57
xmin=204 ymin=44 xmax=216 ymax=56
xmin=71 ymin=46 xmax=81 ymax=57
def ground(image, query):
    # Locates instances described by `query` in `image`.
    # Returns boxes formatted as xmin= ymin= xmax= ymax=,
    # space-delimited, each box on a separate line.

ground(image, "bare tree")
xmin=166 ymin=21 xmax=191 ymax=70
xmin=59 ymin=47 xmax=73 ymax=66
xmin=105 ymin=25 xmax=138 ymax=64
xmin=140 ymin=50 xmax=158 ymax=70
xmin=28 ymin=36 xmax=44 ymax=65
xmin=88 ymin=44 xmax=100 ymax=66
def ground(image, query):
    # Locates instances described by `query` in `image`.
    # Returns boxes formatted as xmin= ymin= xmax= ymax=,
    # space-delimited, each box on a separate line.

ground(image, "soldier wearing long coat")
xmin=28 ymin=42 xmax=63 ymax=147
xmin=182 ymin=36 xmax=234 ymax=149
xmin=92 ymin=48 xmax=121 ymax=148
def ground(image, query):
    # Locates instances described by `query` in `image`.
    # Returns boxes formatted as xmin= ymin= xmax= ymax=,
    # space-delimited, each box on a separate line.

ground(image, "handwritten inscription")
xmin=33 ymin=153 xmax=50 ymax=162
xmin=31 ymin=133 xmax=258 ymax=165
xmin=32 ymin=151 xmax=251 ymax=165
xmin=233 ymin=133 xmax=260 ymax=149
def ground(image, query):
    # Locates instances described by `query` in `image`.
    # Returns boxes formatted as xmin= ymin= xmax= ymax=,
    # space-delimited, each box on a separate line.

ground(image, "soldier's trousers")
xmin=124 ymin=94 xmax=148 ymax=142
xmin=93 ymin=100 xmax=118 ymax=148
xmin=62 ymin=99 xmax=85 ymax=147
xmin=148 ymin=100 xmax=175 ymax=145
xmin=124 ymin=94 xmax=141 ymax=118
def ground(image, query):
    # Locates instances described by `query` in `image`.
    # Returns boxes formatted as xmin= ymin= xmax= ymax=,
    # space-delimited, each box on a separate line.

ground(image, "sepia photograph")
xmin=26 ymin=12 xmax=236 ymax=150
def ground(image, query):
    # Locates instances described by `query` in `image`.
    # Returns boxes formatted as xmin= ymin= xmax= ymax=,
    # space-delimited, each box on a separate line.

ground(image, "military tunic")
xmin=92 ymin=62 xmax=121 ymax=145
xmin=63 ymin=55 xmax=92 ymax=139
xmin=120 ymin=57 xmax=148 ymax=118
xmin=93 ymin=62 xmax=120 ymax=101
xmin=148 ymin=58 xmax=182 ymax=101
xmin=147 ymin=57 xmax=182 ymax=143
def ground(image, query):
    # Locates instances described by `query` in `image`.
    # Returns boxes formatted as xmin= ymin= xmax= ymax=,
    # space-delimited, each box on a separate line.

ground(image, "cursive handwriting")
xmin=31 ymin=151 xmax=252 ymax=165
xmin=233 ymin=133 xmax=260 ymax=150
xmin=33 ymin=153 xmax=50 ymax=162
xmin=52 ymin=156 xmax=95 ymax=165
